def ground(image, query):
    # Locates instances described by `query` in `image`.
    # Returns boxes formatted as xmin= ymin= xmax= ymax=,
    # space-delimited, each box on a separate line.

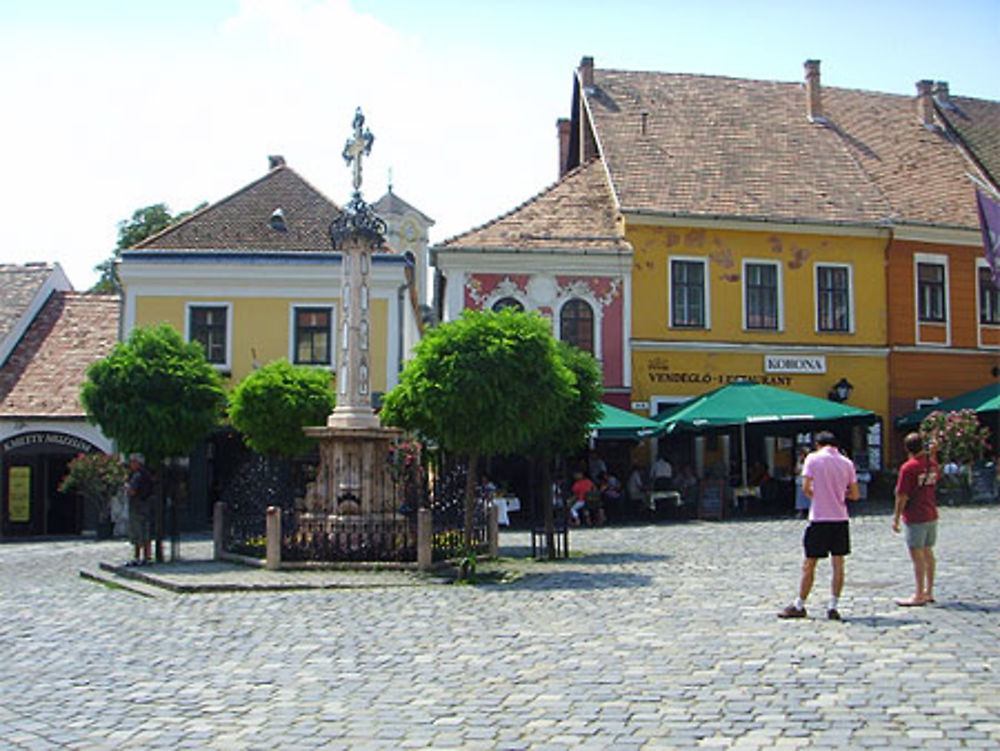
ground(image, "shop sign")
xmin=1 ymin=431 xmax=95 ymax=454
xmin=8 ymin=466 xmax=30 ymax=523
xmin=764 ymin=355 xmax=826 ymax=374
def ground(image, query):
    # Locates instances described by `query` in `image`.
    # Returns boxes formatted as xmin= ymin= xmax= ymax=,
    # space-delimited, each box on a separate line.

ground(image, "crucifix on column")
xmin=342 ymin=107 xmax=374 ymax=195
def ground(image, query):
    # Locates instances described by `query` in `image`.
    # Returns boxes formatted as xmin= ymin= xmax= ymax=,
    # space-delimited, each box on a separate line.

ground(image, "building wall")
xmin=133 ymin=295 xmax=390 ymax=391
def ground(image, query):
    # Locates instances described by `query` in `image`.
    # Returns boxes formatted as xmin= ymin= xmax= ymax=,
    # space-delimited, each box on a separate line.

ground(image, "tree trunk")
xmin=463 ymin=452 xmax=479 ymax=550
xmin=540 ymin=456 xmax=556 ymax=560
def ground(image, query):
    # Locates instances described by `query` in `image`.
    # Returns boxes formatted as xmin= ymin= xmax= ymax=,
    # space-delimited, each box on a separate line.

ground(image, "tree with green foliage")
xmin=92 ymin=201 xmax=206 ymax=293
xmin=380 ymin=308 xmax=578 ymax=548
xmin=81 ymin=324 xmax=226 ymax=560
xmin=229 ymin=359 xmax=336 ymax=458
xmin=81 ymin=324 xmax=226 ymax=463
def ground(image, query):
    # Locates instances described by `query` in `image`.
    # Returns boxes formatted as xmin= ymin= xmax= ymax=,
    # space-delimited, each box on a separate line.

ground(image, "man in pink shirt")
xmin=778 ymin=431 xmax=860 ymax=621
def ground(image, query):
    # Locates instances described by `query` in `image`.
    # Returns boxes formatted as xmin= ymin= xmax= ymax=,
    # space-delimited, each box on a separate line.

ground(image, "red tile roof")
xmin=576 ymin=63 xmax=1000 ymax=231
xmin=0 ymin=293 xmax=120 ymax=418
xmin=0 ymin=263 xmax=57 ymax=344
xmin=135 ymin=164 xmax=341 ymax=251
xmin=436 ymin=159 xmax=630 ymax=252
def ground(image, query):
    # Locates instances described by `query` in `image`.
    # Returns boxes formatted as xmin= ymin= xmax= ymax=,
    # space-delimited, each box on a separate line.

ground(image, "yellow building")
xmin=118 ymin=156 xmax=424 ymax=528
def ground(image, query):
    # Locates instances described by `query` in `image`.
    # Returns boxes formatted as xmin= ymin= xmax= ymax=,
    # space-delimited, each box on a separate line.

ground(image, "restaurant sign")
xmin=764 ymin=355 xmax=826 ymax=374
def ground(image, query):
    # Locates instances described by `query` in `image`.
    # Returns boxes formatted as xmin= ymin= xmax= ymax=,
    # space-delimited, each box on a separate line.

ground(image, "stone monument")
xmin=302 ymin=108 xmax=402 ymax=519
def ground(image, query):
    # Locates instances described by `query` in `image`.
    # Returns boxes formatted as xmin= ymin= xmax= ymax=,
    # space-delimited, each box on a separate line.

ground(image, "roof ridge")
xmin=133 ymin=164 xmax=339 ymax=248
xmin=435 ymin=159 xmax=605 ymax=247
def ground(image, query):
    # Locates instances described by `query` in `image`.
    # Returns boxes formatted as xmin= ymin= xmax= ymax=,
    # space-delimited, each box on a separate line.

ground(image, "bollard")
xmin=213 ymin=502 xmax=226 ymax=560
xmin=417 ymin=508 xmax=432 ymax=571
xmin=488 ymin=503 xmax=499 ymax=558
xmin=265 ymin=506 xmax=281 ymax=570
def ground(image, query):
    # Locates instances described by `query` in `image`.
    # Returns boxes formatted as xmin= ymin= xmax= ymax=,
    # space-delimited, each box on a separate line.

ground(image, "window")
xmin=979 ymin=266 xmax=1000 ymax=325
xmin=294 ymin=307 xmax=332 ymax=365
xmin=917 ymin=262 xmax=946 ymax=322
xmin=816 ymin=265 xmax=851 ymax=332
xmin=560 ymin=298 xmax=594 ymax=353
xmin=671 ymin=259 xmax=706 ymax=328
xmin=744 ymin=262 xmax=779 ymax=330
xmin=492 ymin=297 xmax=523 ymax=312
xmin=188 ymin=305 xmax=228 ymax=365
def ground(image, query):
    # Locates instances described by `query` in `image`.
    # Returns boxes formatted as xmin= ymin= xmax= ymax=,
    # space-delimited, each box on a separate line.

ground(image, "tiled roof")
xmin=823 ymin=87 xmax=992 ymax=228
xmin=435 ymin=159 xmax=630 ymax=252
xmin=372 ymin=190 xmax=435 ymax=225
xmin=582 ymin=65 xmax=998 ymax=230
xmin=938 ymin=95 xmax=1000 ymax=188
xmin=135 ymin=164 xmax=341 ymax=251
xmin=0 ymin=293 xmax=120 ymax=418
xmin=0 ymin=263 xmax=55 ymax=344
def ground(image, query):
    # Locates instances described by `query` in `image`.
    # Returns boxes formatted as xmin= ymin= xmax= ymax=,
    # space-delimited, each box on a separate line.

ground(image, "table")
xmin=491 ymin=496 xmax=520 ymax=526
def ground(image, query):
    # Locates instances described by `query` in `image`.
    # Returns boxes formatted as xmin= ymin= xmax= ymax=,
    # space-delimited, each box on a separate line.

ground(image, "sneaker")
xmin=827 ymin=608 xmax=841 ymax=621
xmin=777 ymin=604 xmax=806 ymax=619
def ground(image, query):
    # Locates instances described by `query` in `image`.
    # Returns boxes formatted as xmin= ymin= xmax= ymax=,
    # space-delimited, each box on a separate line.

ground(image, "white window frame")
xmin=813 ymin=262 xmax=855 ymax=334
xmin=742 ymin=259 xmax=783 ymax=332
xmin=975 ymin=258 xmax=1000 ymax=348
xmin=913 ymin=252 xmax=950 ymax=346
xmin=288 ymin=303 xmax=338 ymax=368
xmin=668 ymin=256 xmax=711 ymax=329
xmin=185 ymin=301 xmax=233 ymax=371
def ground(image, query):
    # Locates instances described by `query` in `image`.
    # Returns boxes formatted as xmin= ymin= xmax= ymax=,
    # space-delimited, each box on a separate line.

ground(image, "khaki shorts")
xmin=905 ymin=520 xmax=937 ymax=549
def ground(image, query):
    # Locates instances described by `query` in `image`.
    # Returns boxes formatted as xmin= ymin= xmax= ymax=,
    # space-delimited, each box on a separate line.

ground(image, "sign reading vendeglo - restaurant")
xmin=642 ymin=355 xmax=805 ymax=389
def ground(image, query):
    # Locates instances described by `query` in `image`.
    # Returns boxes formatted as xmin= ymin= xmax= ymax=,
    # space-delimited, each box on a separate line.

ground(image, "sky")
xmin=2 ymin=0 xmax=998 ymax=290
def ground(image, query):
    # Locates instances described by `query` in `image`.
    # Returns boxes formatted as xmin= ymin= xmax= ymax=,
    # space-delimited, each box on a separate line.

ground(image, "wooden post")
xmin=417 ymin=508 xmax=432 ymax=571
xmin=265 ymin=506 xmax=281 ymax=570
xmin=488 ymin=502 xmax=499 ymax=558
xmin=213 ymin=502 xmax=226 ymax=560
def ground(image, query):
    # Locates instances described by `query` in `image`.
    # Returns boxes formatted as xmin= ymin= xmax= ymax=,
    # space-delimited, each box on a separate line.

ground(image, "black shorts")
xmin=803 ymin=521 xmax=851 ymax=558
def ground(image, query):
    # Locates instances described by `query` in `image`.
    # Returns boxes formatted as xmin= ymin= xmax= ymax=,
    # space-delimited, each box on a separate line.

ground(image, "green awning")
xmin=656 ymin=381 xmax=876 ymax=434
xmin=591 ymin=403 xmax=664 ymax=440
xmin=896 ymin=383 xmax=1000 ymax=429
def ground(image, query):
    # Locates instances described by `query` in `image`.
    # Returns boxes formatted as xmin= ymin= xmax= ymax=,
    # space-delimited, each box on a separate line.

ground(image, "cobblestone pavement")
xmin=1 ymin=506 xmax=998 ymax=750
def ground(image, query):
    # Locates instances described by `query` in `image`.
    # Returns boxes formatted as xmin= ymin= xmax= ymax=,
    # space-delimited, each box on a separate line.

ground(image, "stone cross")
xmin=342 ymin=107 xmax=374 ymax=193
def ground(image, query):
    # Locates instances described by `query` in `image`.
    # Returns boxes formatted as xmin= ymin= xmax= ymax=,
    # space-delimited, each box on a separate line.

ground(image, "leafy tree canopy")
xmin=81 ymin=324 xmax=226 ymax=465
xmin=91 ymin=201 xmax=206 ymax=293
xmin=229 ymin=359 xmax=336 ymax=458
xmin=381 ymin=308 xmax=576 ymax=457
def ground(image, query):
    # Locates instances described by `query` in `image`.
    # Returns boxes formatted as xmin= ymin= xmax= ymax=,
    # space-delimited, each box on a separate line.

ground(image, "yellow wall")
xmin=628 ymin=224 xmax=887 ymax=344
xmin=631 ymin=349 xmax=888 ymax=420
xmin=134 ymin=296 xmax=390 ymax=391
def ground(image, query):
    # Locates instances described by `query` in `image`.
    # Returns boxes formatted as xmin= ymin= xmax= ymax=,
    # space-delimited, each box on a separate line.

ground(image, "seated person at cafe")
xmin=598 ymin=470 xmax=623 ymax=522
xmin=569 ymin=471 xmax=597 ymax=526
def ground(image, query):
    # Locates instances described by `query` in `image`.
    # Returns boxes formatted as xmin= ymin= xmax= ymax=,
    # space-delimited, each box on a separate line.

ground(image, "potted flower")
xmin=59 ymin=452 xmax=129 ymax=537
xmin=920 ymin=409 xmax=993 ymax=505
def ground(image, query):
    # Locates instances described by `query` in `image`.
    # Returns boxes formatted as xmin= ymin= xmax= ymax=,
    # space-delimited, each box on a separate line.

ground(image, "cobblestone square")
xmin=1 ymin=506 xmax=997 ymax=749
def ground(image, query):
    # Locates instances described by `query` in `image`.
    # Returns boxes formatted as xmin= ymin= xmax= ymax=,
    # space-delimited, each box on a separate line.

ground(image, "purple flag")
xmin=976 ymin=189 xmax=1000 ymax=287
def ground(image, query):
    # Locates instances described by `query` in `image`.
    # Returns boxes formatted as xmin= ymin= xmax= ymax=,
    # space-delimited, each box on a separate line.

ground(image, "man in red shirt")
xmin=892 ymin=432 xmax=940 ymax=606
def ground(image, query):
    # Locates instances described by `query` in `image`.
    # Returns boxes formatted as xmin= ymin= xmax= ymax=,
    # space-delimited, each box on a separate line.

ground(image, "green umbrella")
xmin=591 ymin=403 xmax=664 ymax=440
xmin=896 ymin=383 xmax=1000 ymax=429
xmin=655 ymin=381 xmax=876 ymax=488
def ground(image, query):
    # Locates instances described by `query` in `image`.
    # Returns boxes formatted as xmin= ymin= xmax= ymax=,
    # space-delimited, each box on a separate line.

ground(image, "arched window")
xmin=491 ymin=297 xmax=524 ymax=313
xmin=560 ymin=298 xmax=594 ymax=353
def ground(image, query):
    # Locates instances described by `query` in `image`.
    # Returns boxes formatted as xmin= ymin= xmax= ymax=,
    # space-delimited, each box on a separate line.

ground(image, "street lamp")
xmin=828 ymin=377 xmax=854 ymax=403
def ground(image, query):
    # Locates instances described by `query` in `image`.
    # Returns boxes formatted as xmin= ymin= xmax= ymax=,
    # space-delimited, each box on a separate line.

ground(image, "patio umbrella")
xmin=590 ymin=403 xmax=665 ymax=440
xmin=896 ymin=382 xmax=1000 ymax=429
xmin=655 ymin=381 xmax=876 ymax=487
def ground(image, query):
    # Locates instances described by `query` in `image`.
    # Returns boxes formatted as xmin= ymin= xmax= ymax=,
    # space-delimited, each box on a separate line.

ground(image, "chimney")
xmin=932 ymin=81 xmax=950 ymax=104
xmin=804 ymin=59 xmax=822 ymax=122
xmin=916 ymin=80 xmax=935 ymax=126
xmin=557 ymin=118 xmax=571 ymax=178
xmin=579 ymin=56 xmax=594 ymax=91
xmin=268 ymin=155 xmax=286 ymax=170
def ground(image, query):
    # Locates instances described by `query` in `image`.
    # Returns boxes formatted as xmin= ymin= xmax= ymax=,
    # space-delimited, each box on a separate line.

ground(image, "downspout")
xmin=882 ymin=226 xmax=895 ymax=468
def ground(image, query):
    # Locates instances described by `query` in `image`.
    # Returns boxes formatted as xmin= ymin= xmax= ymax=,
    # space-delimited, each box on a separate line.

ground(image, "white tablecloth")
xmin=491 ymin=496 xmax=520 ymax=526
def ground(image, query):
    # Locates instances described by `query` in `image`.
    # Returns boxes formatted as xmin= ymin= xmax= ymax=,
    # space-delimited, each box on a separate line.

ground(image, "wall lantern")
xmin=828 ymin=377 xmax=854 ymax=403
